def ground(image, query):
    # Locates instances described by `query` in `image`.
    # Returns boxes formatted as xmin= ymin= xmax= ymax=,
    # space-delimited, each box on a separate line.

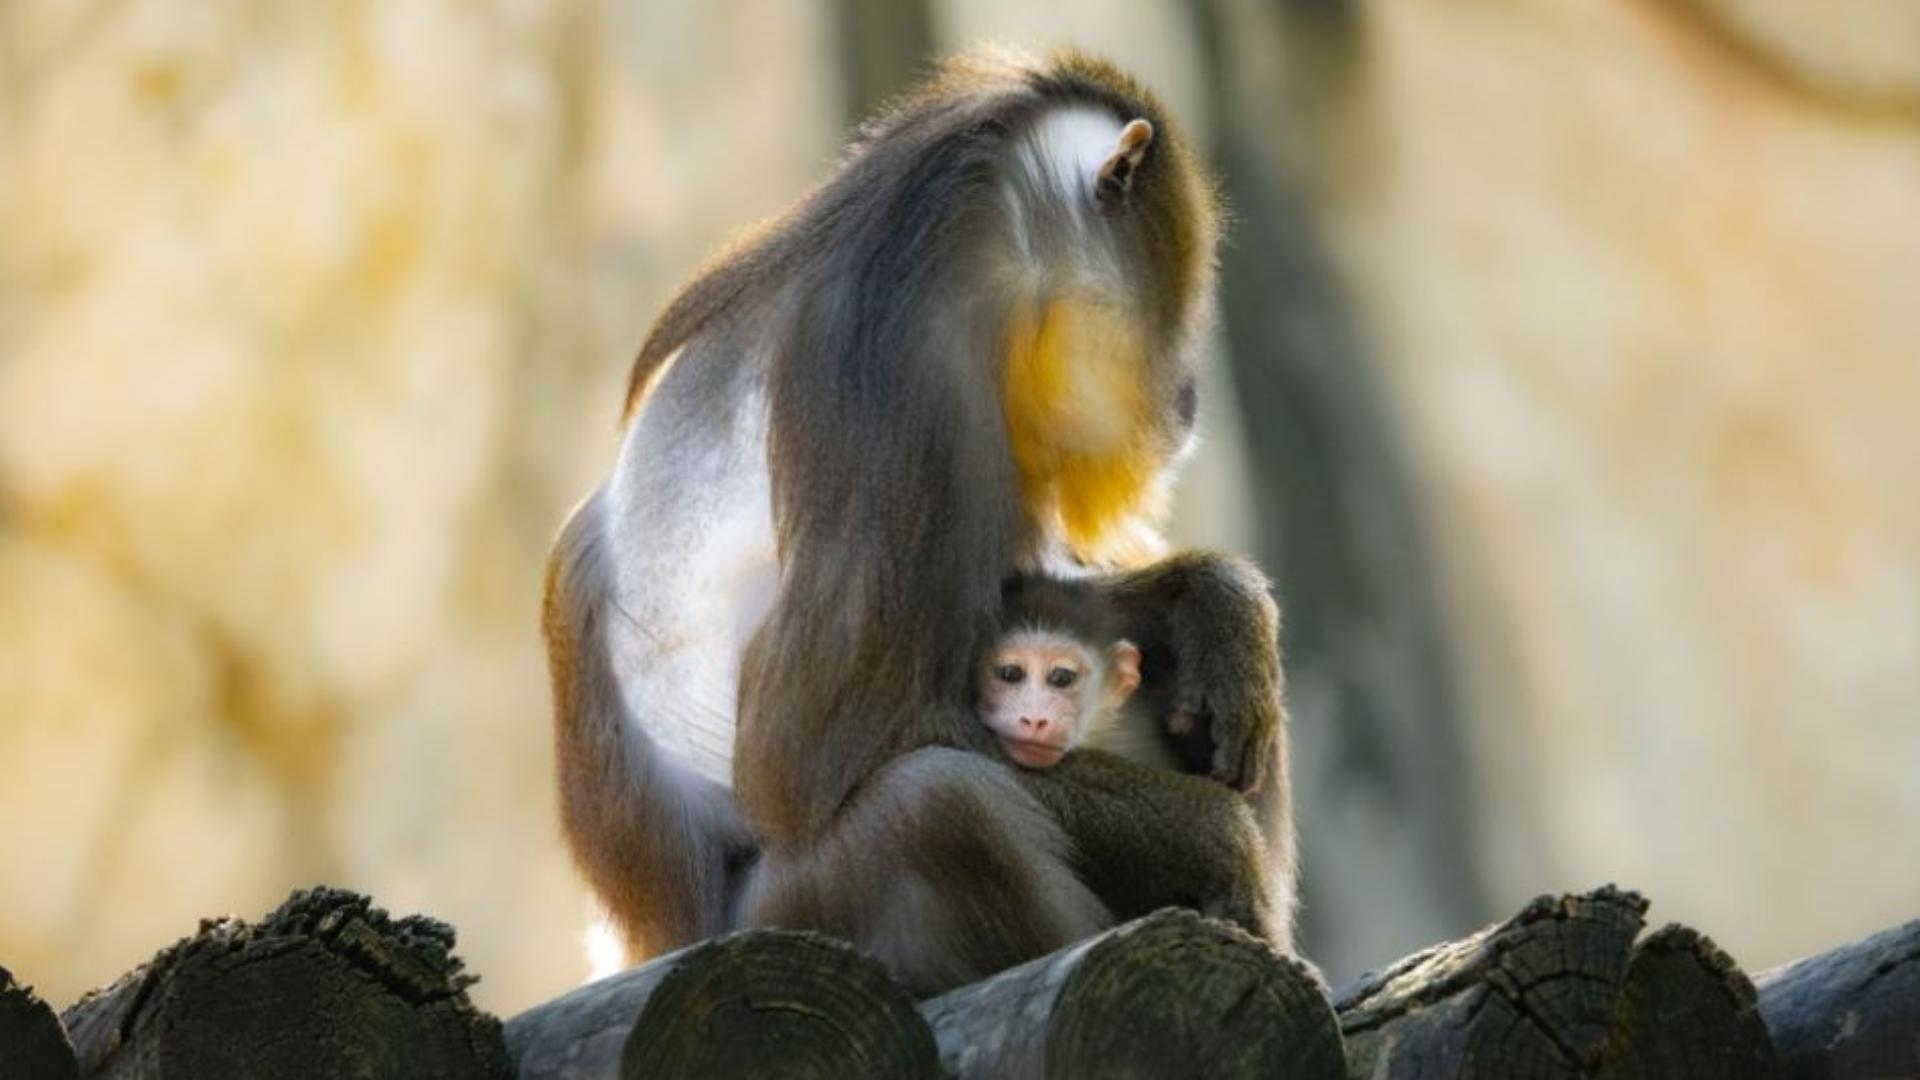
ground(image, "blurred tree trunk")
xmin=1194 ymin=0 xmax=1489 ymax=982
xmin=833 ymin=0 xmax=934 ymax=123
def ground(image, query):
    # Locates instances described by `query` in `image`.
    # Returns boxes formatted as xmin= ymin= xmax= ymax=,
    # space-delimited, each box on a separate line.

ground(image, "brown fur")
xmin=1019 ymin=751 xmax=1277 ymax=938
xmin=547 ymin=48 xmax=1291 ymax=989
xmin=1005 ymin=560 xmax=1298 ymax=946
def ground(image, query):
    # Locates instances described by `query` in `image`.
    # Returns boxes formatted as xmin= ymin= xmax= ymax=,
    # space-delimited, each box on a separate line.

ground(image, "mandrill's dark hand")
xmin=1104 ymin=552 xmax=1287 ymax=793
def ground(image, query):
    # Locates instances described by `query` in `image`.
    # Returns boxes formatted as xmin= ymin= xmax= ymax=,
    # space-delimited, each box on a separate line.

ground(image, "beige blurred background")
xmin=2 ymin=0 xmax=1916 ymax=1016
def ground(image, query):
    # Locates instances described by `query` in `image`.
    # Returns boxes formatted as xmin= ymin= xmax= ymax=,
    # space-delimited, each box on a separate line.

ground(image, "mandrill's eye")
xmin=997 ymin=664 xmax=1025 ymax=684
xmin=1047 ymin=667 xmax=1078 ymax=689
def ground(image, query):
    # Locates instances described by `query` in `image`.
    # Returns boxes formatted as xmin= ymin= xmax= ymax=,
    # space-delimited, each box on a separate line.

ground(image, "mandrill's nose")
xmin=1019 ymin=716 xmax=1050 ymax=733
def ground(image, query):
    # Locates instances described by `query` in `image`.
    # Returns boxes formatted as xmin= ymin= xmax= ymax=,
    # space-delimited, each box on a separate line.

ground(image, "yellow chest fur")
xmin=1003 ymin=295 xmax=1166 ymax=565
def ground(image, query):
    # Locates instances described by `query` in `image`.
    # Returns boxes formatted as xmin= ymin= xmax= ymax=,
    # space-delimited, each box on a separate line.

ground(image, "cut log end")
xmin=0 ymin=965 xmax=78 ymax=1080
xmin=61 ymin=887 xmax=510 ymax=1080
xmin=1598 ymin=923 xmax=1780 ymax=1080
xmin=619 ymin=929 xmax=940 ymax=1080
xmin=1048 ymin=911 xmax=1340 ymax=1078
xmin=923 ymin=908 xmax=1343 ymax=1080
xmin=1336 ymin=885 xmax=1651 ymax=1080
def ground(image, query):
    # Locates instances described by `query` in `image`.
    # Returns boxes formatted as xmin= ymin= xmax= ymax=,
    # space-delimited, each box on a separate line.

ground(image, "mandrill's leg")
xmin=740 ymin=746 xmax=1112 ymax=997
xmin=546 ymin=488 xmax=759 ymax=965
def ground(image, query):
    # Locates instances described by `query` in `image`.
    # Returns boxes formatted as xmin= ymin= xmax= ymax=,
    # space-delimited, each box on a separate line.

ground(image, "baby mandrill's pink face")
xmin=976 ymin=632 xmax=1139 ymax=769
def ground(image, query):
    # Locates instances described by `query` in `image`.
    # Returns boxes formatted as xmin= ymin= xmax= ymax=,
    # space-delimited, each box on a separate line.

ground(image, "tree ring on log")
xmin=1598 ymin=923 xmax=1780 ymax=1080
xmin=1337 ymin=886 xmax=1650 ymax=1079
xmin=619 ymin=929 xmax=939 ymax=1078
xmin=1045 ymin=911 xmax=1340 ymax=1077
xmin=60 ymin=888 xmax=510 ymax=1080
xmin=919 ymin=909 xmax=1341 ymax=1079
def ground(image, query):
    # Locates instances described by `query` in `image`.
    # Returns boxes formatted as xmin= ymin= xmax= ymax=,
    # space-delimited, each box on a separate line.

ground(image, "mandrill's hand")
xmin=1100 ymin=552 xmax=1287 ymax=794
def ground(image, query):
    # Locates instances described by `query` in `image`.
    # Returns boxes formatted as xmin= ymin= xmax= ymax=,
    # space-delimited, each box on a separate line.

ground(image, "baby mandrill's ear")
xmin=1109 ymin=639 xmax=1143 ymax=702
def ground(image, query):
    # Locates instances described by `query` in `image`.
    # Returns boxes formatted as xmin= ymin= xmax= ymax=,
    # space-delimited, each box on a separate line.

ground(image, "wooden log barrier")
xmin=505 ymin=928 xmax=939 ymax=1080
xmin=60 ymin=888 xmax=510 ymax=1080
xmin=1 ymin=965 xmax=78 ymax=1080
xmin=918 ymin=908 xmax=1343 ymax=1080
xmin=1335 ymin=887 xmax=1648 ymax=1079
xmin=37 ymin=879 xmax=1919 ymax=1079
xmin=1755 ymin=918 xmax=1920 ymax=1080
xmin=1597 ymin=924 xmax=1780 ymax=1080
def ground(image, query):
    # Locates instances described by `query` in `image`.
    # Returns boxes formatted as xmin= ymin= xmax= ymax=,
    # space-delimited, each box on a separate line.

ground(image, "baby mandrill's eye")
xmin=997 ymin=664 xmax=1025 ymax=684
xmin=1047 ymin=667 xmax=1078 ymax=689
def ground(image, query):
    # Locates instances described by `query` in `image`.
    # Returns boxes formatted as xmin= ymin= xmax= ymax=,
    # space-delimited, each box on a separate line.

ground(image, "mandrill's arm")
xmin=1094 ymin=550 xmax=1288 ymax=795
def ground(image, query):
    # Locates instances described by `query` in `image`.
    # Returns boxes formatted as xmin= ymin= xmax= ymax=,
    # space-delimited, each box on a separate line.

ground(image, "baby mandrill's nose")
xmin=1020 ymin=716 xmax=1050 ymax=733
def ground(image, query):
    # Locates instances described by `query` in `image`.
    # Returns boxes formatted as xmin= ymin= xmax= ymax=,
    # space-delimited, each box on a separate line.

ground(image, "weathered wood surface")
xmin=1332 ymin=889 xmax=1796 ymax=1080
xmin=60 ymin=887 xmax=510 ymax=1080
xmin=1 ymin=964 xmax=78 ymax=1080
xmin=506 ymin=928 xmax=938 ymax=1080
xmin=1755 ymin=918 xmax=1920 ymax=1080
xmin=920 ymin=908 xmax=1343 ymax=1080
xmin=1597 ymin=924 xmax=1779 ymax=1080
xmin=25 ymin=882 xmax=1920 ymax=1080
xmin=1335 ymin=887 xmax=1649 ymax=1079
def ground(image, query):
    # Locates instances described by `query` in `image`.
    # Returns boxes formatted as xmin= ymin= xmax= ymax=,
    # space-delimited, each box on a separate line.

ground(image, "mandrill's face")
xmin=975 ymin=630 xmax=1141 ymax=769
xmin=976 ymin=634 xmax=1097 ymax=769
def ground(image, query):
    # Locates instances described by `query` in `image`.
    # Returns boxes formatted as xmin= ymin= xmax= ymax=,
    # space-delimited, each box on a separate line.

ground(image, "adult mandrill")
xmin=545 ymin=48 xmax=1295 ymax=994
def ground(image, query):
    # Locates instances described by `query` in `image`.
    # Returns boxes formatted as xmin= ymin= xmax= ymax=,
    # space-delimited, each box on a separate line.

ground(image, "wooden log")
xmin=61 ymin=887 xmax=510 ymax=1080
xmin=1 ymin=964 xmax=78 ymax=1080
xmin=505 ymin=928 xmax=939 ymax=1080
xmin=918 ymin=908 xmax=1342 ymax=1080
xmin=1754 ymin=918 xmax=1920 ymax=1080
xmin=1335 ymin=886 xmax=1648 ymax=1079
xmin=1596 ymin=924 xmax=1780 ymax=1080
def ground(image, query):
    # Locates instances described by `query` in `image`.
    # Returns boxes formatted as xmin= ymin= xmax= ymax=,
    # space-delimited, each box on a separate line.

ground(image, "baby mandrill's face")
xmin=976 ymin=634 xmax=1102 ymax=770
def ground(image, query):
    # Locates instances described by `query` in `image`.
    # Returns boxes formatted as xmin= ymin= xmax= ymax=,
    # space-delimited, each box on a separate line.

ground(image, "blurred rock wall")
xmin=1279 ymin=0 xmax=1920 ymax=972
xmin=0 ymin=0 xmax=839 ymax=1013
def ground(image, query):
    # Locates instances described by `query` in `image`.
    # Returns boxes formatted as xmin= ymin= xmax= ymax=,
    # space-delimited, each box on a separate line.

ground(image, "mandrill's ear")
xmin=1096 ymin=119 xmax=1154 ymax=205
